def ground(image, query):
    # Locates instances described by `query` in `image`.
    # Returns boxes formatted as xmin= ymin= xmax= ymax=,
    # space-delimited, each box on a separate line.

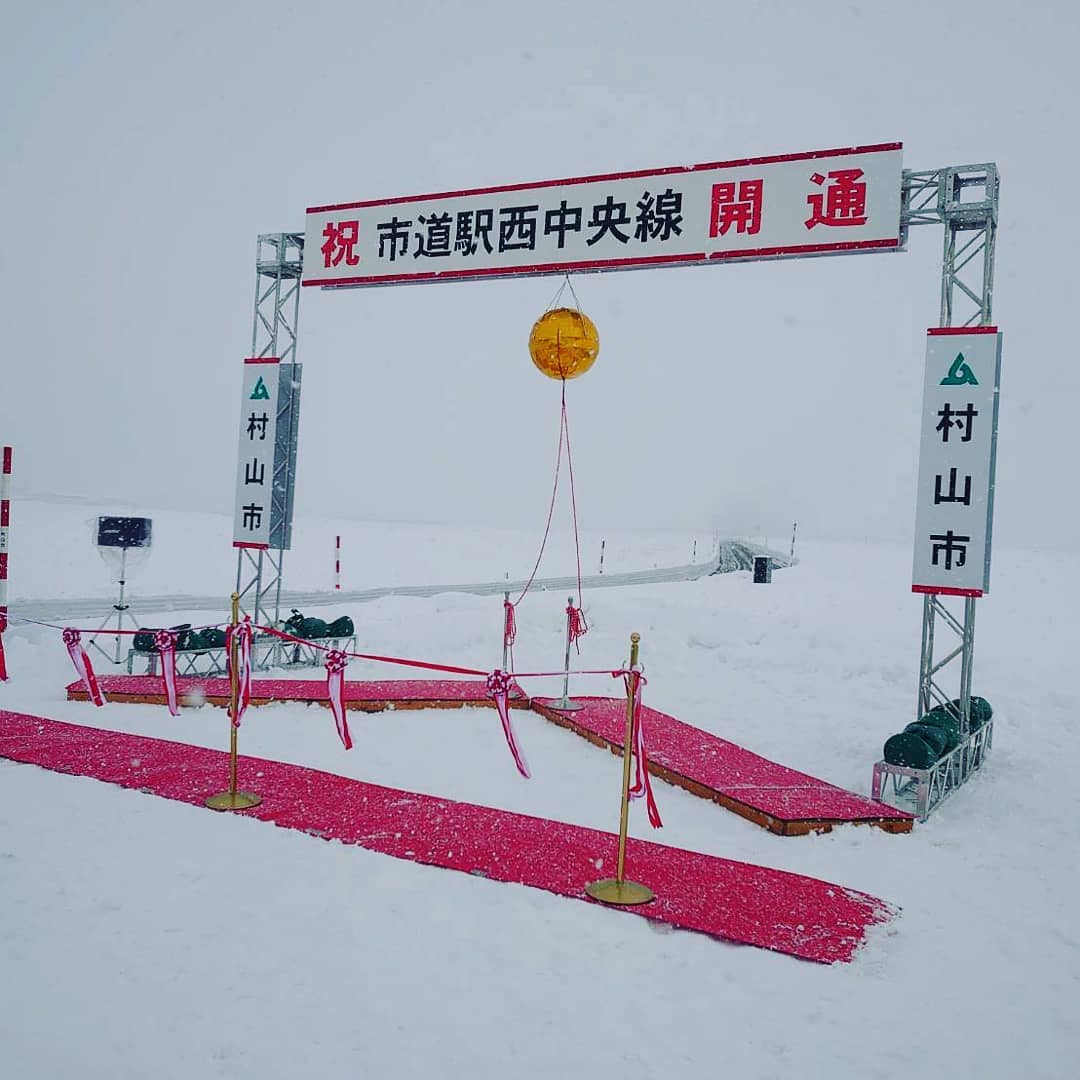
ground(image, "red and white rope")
xmin=256 ymin=623 xmax=489 ymax=677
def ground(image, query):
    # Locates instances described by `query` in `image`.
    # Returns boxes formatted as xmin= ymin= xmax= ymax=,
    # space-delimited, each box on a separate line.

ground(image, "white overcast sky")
xmin=2 ymin=0 xmax=1078 ymax=549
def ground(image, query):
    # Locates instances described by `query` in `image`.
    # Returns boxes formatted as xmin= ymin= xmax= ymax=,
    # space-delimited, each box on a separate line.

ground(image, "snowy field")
xmin=1 ymin=499 xmax=1077 ymax=1078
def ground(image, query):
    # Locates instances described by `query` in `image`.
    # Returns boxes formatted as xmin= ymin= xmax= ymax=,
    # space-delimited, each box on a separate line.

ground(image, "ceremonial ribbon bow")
xmin=63 ymin=628 xmax=104 ymax=707
xmin=225 ymin=617 xmax=254 ymax=727
xmin=154 ymin=629 xmax=179 ymax=716
xmin=324 ymin=648 xmax=353 ymax=749
xmin=487 ymin=668 xmax=530 ymax=778
xmin=616 ymin=666 xmax=662 ymax=828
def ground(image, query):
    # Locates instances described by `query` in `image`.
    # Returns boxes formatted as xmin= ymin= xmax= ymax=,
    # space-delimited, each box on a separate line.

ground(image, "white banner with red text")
xmin=303 ymin=143 xmax=903 ymax=288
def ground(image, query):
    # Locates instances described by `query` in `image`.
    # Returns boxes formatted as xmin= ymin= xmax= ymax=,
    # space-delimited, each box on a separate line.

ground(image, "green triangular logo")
xmin=940 ymin=352 xmax=978 ymax=386
xmin=249 ymin=376 xmax=271 ymax=400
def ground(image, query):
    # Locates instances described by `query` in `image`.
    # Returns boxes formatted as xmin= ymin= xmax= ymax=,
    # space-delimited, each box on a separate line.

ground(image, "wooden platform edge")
xmin=65 ymin=683 xmax=911 ymax=835
xmin=65 ymin=688 xmax=531 ymax=713
xmin=529 ymin=701 xmax=913 ymax=835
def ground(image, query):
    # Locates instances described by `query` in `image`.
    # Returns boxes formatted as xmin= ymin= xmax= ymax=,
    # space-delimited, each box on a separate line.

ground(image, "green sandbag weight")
xmin=904 ymin=722 xmax=948 ymax=759
xmin=922 ymin=707 xmax=961 ymax=751
xmin=950 ymin=696 xmax=993 ymax=730
xmin=883 ymin=731 xmax=938 ymax=770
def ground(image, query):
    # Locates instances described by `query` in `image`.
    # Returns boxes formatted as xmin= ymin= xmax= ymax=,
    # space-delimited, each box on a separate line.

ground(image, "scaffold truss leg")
xmin=874 ymin=162 xmax=1001 ymax=818
xmin=234 ymin=233 xmax=304 ymax=652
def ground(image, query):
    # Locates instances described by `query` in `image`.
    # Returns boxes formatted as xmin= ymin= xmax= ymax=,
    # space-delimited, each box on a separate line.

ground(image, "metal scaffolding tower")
xmin=235 ymin=233 xmax=304 ymax=630
xmin=876 ymin=163 xmax=1000 ymax=817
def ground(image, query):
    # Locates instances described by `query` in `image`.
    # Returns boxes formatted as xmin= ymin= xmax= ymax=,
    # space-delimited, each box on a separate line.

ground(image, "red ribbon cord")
xmin=254 ymin=623 xmax=488 ymax=678
xmin=62 ymin=628 xmax=104 ymax=707
xmin=560 ymin=383 xmax=587 ymax=622
xmin=36 ymin=622 xmax=226 ymax=637
xmin=0 ymin=613 xmax=7 ymax=681
xmin=616 ymin=668 xmax=662 ymax=828
xmin=511 ymin=381 xmax=587 ymax=623
xmin=324 ymin=649 xmax=353 ymax=750
xmin=154 ymin=630 xmax=179 ymax=717
xmin=486 ymin=669 xmax=530 ymax=778
xmin=512 ymin=392 xmax=567 ymax=608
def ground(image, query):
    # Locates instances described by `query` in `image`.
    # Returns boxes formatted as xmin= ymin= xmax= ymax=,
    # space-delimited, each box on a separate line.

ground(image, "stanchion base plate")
xmin=205 ymin=791 xmax=262 ymax=812
xmin=584 ymin=878 xmax=655 ymax=905
xmin=546 ymin=698 xmax=584 ymax=712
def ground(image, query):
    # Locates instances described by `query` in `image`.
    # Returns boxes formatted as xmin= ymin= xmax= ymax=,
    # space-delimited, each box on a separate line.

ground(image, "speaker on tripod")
xmin=89 ymin=516 xmax=152 ymax=664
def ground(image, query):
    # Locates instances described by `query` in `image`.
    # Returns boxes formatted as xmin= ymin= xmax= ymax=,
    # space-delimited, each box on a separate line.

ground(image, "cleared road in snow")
xmin=9 ymin=541 xmax=790 ymax=625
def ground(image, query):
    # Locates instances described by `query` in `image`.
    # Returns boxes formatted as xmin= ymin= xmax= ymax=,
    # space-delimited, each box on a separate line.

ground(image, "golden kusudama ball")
xmin=528 ymin=307 xmax=599 ymax=380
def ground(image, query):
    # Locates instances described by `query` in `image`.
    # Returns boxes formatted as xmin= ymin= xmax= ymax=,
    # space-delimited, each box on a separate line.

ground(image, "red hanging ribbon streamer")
xmin=63 ymin=628 xmax=104 ymax=707
xmin=503 ymin=599 xmax=517 ymax=649
xmin=0 ymin=613 xmax=7 ymax=682
xmin=324 ymin=648 xmax=353 ymax=750
xmin=153 ymin=629 xmax=179 ymax=716
xmin=225 ymin=617 xmax=254 ymax=728
xmin=566 ymin=603 xmax=588 ymax=652
xmin=486 ymin=669 xmax=530 ymax=778
xmin=617 ymin=667 xmax=662 ymax=828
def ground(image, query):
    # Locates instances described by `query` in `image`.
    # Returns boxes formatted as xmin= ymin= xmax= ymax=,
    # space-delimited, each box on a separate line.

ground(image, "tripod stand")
xmin=88 ymin=545 xmax=141 ymax=665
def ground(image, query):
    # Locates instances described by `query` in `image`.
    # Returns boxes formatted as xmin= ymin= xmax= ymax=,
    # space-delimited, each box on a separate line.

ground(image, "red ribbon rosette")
xmin=154 ymin=629 xmax=180 ymax=716
xmin=324 ymin=648 xmax=352 ymax=749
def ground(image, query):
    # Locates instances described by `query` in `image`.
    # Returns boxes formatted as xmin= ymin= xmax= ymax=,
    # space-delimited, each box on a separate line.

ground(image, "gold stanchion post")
xmin=206 ymin=592 xmax=261 ymax=811
xmin=585 ymin=632 xmax=654 ymax=906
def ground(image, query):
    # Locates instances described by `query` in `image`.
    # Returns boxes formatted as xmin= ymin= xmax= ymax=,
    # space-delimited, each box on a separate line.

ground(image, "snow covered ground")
xmin=1 ymin=500 xmax=1078 ymax=1078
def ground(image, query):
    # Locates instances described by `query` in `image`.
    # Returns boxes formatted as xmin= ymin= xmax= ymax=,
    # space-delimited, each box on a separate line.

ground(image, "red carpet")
xmin=1 ymin=710 xmax=894 ymax=964
xmin=534 ymin=697 xmax=913 ymax=834
xmin=68 ymin=676 xmax=911 ymax=834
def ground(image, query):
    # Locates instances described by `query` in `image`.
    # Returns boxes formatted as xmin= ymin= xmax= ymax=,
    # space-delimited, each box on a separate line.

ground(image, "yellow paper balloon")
xmin=528 ymin=307 xmax=599 ymax=380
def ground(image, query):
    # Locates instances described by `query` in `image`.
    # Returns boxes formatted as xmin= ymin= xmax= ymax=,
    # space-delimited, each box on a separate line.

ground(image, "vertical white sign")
xmin=912 ymin=328 xmax=1002 ymax=596
xmin=233 ymin=358 xmax=280 ymax=548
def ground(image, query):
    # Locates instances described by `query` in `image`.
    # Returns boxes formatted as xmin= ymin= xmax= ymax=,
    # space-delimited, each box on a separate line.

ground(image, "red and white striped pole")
xmin=0 ymin=446 xmax=11 ymax=680
xmin=334 ymin=534 xmax=341 ymax=591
